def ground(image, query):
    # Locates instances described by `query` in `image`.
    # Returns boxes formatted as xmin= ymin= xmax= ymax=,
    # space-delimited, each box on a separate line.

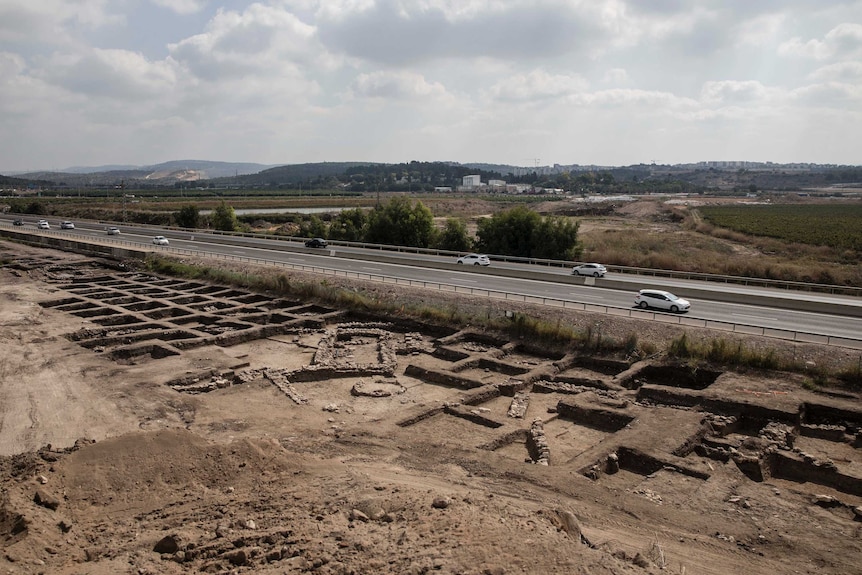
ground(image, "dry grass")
xmin=577 ymin=203 xmax=862 ymax=286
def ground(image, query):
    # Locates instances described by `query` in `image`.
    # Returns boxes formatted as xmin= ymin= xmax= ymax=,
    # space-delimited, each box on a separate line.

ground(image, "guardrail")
xmin=158 ymin=246 xmax=862 ymax=350
xmin=2 ymin=225 xmax=861 ymax=350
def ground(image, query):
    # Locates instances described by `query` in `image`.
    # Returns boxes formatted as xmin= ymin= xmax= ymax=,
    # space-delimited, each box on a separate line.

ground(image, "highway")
xmin=2 ymin=215 xmax=862 ymax=343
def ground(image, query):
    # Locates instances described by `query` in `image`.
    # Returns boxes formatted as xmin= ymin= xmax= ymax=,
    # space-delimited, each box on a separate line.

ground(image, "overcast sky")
xmin=1 ymin=1 xmax=861 ymax=172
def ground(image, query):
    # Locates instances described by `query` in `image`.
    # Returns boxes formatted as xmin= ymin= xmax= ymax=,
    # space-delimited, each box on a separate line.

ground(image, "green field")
xmin=699 ymin=203 xmax=862 ymax=251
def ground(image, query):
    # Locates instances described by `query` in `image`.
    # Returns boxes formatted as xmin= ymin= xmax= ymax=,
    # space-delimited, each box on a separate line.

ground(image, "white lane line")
xmin=361 ymin=266 xmax=382 ymax=271
xmin=572 ymin=293 xmax=604 ymax=299
xmin=732 ymin=313 xmax=777 ymax=321
xmin=453 ymin=278 xmax=477 ymax=283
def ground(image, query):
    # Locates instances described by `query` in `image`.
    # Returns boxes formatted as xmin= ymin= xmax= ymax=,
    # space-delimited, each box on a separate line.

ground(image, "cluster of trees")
xmin=474 ymin=206 xmax=582 ymax=260
xmin=14 ymin=195 xmax=580 ymax=260
xmin=174 ymin=202 xmax=238 ymax=232
xmin=178 ymin=197 xmax=581 ymax=260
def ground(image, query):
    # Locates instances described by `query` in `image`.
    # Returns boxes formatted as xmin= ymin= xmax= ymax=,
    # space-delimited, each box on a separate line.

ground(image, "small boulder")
xmin=813 ymin=494 xmax=840 ymax=507
xmin=349 ymin=509 xmax=369 ymax=522
xmin=33 ymin=490 xmax=60 ymax=511
xmin=153 ymin=534 xmax=182 ymax=554
xmin=225 ymin=549 xmax=249 ymax=566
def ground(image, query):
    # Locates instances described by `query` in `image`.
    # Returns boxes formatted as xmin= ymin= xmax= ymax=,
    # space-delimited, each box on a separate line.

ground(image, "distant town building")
xmin=462 ymin=175 xmax=482 ymax=187
xmin=488 ymin=179 xmax=506 ymax=187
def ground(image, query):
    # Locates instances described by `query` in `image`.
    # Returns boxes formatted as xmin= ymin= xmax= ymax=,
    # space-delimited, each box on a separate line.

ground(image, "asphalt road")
xmin=3 ymin=216 xmax=862 ymax=342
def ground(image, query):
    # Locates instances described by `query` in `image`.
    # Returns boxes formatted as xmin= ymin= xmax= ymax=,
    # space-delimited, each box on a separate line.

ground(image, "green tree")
xmin=364 ymin=196 xmax=435 ymax=247
xmin=475 ymin=206 xmax=540 ymax=257
xmin=437 ymin=217 xmax=471 ymax=252
xmin=531 ymin=216 xmax=582 ymax=260
xmin=25 ymin=201 xmax=47 ymax=215
xmin=211 ymin=201 xmax=239 ymax=232
xmin=299 ymin=214 xmax=328 ymax=238
xmin=174 ymin=204 xmax=200 ymax=229
xmin=328 ymin=208 xmax=367 ymax=241
xmin=475 ymin=206 xmax=581 ymax=260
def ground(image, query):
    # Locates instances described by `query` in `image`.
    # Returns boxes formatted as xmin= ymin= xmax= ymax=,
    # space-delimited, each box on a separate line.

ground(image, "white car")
xmin=457 ymin=254 xmax=490 ymax=266
xmin=60 ymin=221 xmax=75 ymax=229
xmin=107 ymin=227 xmax=120 ymax=235
xmin=572 ymin=263 xmax=607 ymax=277
xmin=37 ymin=220 xmax=50 ymax=229
xmin=635 ymin=289 xmax=691 ymax=313
xmin=152 ymin=236 xmax=169 ymax=245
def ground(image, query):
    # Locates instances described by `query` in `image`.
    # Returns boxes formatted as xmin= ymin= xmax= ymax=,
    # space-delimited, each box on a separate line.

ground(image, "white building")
xmin=462 ymin=175 xmax=481 ymax=187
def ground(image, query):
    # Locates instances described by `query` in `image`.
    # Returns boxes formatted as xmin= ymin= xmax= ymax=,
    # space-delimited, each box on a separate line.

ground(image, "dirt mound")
xmin=617 ymin=200 xmax=663 ymax=218
xmin=58 ymin=429 xmax=291 ymax=509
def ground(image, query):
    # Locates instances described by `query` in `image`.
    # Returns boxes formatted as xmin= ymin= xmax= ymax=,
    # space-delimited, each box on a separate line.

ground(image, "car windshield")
xmin=666 ymin=293 xmax=679 ymax=300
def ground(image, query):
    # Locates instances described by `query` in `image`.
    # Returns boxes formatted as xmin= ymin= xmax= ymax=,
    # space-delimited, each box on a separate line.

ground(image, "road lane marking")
xmin=361 ymin=266 xmax=382 ymax=271
xmin=732 ymin=313 xmax=777 ymax=321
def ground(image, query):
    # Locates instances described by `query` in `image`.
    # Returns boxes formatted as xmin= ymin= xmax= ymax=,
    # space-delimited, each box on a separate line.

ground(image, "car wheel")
xmin=574 ymin=271 xmax=581 ymax=276
xmin=473 ymin=262 xmax=480 ymax=265
xmin=593 ymin=272 xmax=600 ymax=277
xmin=638 ymin=301 xmax=649 ymax=309
xmin=670 ymin=305 xmax=679 ymax=313
xmin=457 ymin=261 xmax=463 ymax=264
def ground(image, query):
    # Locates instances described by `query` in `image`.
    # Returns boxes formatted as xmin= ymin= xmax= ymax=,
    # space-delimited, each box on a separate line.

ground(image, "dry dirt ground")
xmin=1 ymin=240 xmax=861 ymax=575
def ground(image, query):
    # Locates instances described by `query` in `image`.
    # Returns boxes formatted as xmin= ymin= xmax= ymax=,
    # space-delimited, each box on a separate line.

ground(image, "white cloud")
xmin=2 ymin=0 xmax=862 ymax=170
xmin=779 ymin=22 xmax=862 ymax=60
xmin=150 ymin=0 xmax=209 ymax=15
xmin=0 ymin=1 xmax=121 ymax=45
xmin=809 ymin=61 xmax=862 ymax=82
xmin=791 ymin=82 xmax=862 ymax=107
xmin=700 ymin=80 xmax=771 ymax=105
xmin=487 ymin=70 xmax=589 ymax=102
xmin=602 ymin=68 xmax=628 ymax=85
xmin=37 ymin=48 xmax=179 ymax=101
xmin=350 ymin=70 xmax=450 ymax=101
xmin=734 ymin=13 xmax=786 ymax=46
xmin=168 ymin=4 xmax=321 ymax=79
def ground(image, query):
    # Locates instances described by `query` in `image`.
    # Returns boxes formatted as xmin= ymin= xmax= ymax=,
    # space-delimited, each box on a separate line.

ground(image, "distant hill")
xmin=4 ymin=159 xmax=860 ymax=193
xmin=221 ymin=162 xmax=383 ymax=186
xmin=0 ymin=174 xmax=53 ymax=187
xmin=15 ymin=160 xmax=277 ymax=186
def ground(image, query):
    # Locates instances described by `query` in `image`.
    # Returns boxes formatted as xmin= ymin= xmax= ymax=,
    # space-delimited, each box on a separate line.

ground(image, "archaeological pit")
xmin=20 ymin=255 xmax=860 ymax=507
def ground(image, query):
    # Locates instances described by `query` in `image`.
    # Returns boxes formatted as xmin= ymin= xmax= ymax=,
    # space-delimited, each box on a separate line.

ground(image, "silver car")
xmin=152 ymin=236 xmax=169 ymax=245
xmin=635 ymin=289 xmax=691 ymax=313
xmin=572 ymin=263 xmax=607 ymax=277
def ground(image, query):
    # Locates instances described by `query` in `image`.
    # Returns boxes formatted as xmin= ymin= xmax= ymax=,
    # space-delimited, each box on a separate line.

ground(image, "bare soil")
xmin=1 ymin=239 xmax=861 ymax=575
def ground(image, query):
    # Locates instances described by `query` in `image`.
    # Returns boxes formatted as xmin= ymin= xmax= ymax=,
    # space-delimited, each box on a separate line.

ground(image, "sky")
xmin=1 ymin=0 xmax=861 ymax=173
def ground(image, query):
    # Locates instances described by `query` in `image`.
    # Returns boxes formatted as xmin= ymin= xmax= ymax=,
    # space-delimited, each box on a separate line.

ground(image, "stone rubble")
xmin=507 ymin=392 xmax=529 ymax=419
xmin=526 ymin=418 xmax=550 ymax=465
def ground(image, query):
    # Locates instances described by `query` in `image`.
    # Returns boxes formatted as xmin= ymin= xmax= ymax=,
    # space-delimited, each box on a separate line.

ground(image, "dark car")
xmin=305 ymin=238 xmax=328 ymax=248
xmin=13 ymin=219 xmax=23 ymax=226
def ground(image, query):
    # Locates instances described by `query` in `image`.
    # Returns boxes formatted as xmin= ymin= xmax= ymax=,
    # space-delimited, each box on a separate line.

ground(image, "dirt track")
xmin=1 ymin=239 xmax=861 ymax=575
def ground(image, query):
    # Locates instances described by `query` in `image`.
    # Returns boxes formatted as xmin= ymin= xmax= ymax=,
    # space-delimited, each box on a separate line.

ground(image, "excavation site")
xmin=0 ymin=240 xmax=860 ymax=575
